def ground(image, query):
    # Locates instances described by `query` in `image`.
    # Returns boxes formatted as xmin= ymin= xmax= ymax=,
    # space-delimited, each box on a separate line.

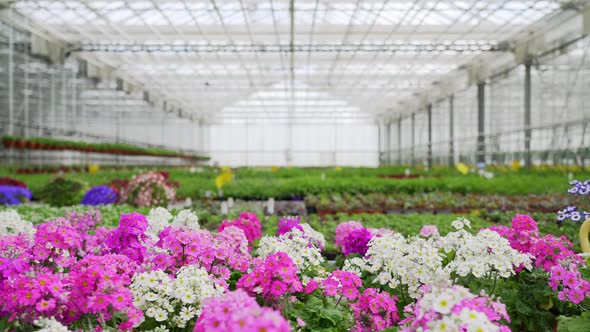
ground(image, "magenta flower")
xmin=237 ymin=252 xmax=302 ymax=303
xmin=218 ymin=211 xmax=262 ymax=244
xmin=342 ymin=228 xmax=374 ymax=256
xmin=193 ymin=290 xmax=291 ymax=332
xmin=335 ymin=220 xmax=363 ymax=249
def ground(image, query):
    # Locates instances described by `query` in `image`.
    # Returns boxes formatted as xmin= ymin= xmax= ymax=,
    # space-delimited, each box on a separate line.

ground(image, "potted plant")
xmin=2 ymin=135 xmax=16 ymax=149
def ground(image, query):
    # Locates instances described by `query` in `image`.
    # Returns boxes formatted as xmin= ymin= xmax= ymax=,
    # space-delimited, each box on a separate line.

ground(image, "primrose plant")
xmin=557 ymin=180 xmax=590 ymax=224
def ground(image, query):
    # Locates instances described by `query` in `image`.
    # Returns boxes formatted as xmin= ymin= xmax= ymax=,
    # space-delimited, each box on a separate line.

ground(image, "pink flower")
xmin=296 ymin=318 xmax=306 ymax=327
xmin=193 ymin=290 xmax=291 ymax=332
xmin=335 ymin=221 xmax=363 ymax=250
xmin=419 ymin=225 xmax=439 ymax=237
xmin=237 ymin=253 xmax=302 ymax=303
xmin=304 ymin=279 xmax=318 ymax=294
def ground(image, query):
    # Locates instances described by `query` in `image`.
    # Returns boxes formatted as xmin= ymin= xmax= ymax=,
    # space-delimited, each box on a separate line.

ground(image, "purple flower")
xmin=0 ymin=185 xmax=32 ymax=205
xmin=81 ymin=185 xmax=118 ymax=206
xmin=342 ymin=228 xmax=374 ymax=256
xmin=276 ymin=216 xmax=303 ymax=236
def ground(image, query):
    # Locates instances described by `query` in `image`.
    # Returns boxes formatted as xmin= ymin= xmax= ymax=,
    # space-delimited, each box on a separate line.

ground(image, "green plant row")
xmin=1 ymin=135 xmax=209 ymax=161
xmin=3 ymin=167 xmax=584 ymax=200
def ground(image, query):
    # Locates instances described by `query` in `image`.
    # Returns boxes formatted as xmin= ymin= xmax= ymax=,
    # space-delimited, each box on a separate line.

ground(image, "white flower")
xmin=451 ymin=218 xmax=468 ymax=230
xmin=146 ymin=207 xmax=173 ymax=240
xmin=257 ymin=228 xmax=324 ymax=273
xmin=0 ymin=209 xmax=36 ymax=238
xmin=154 ymin=309 xmax=168 ymax=322
xmin=427 ymin=317 xmax=458 ymax=332
xmin=34 ymin=316 xmax=70 ymax=332
xmin=431 ymin=292 xmax=456 ymax=314
xmin=443 ymin=228 xmax=531 ymax=279
xmin=364 ymin=233 xmax=447 ymax=298
xmin=173 ymin=210 xmax=200 ymax=230
xmin=152 ymin=325 xmax=169 ymax=332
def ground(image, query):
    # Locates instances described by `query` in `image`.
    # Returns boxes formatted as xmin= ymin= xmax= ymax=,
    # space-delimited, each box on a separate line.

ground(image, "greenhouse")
xmin=1 ymin=0 xmax=590 ymax=331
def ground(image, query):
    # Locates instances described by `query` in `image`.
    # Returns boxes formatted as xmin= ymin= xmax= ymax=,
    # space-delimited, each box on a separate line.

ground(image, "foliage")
xmin=37 ymin=177 xmax=86 ymax=206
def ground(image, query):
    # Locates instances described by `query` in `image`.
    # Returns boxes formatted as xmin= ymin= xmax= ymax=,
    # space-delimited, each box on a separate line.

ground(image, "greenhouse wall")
xmin=208 ymin=123 xmax=379 ymax=167
xmin=382 ymin=36 xmax=590 ymax=168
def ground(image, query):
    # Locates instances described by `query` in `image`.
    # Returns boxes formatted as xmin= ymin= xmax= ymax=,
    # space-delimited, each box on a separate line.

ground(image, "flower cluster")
xmin=218 ymin=211 xmax=261 ymax=244
xmin=146 ymin=207 xmax=201 ymax=241
xmin=65 ymin=254 xmax=140 ymax=328
xmin=277 ymin=216 xmax=304 ymax=235
xmin=350 ymin=288 xmax=399 ymax=332
xmin=549 ymin=261 xmax=590 ymax=304
xmin=362 ymin=233 xmax=446 ymax=298
xmin=257 ymin=228 xmax=324 ymax=273
xmin=105 ymin=213 xmax=151 ymax=263
xmin=276 ymin=216 xmax=325 ymax=249
xmin=568 ymin=180 xmax=590 ymax=195
xmin=335 ymin=220 xmax=363 ymax=249
xmin=0 ymin=177 xmax=28 ymax=188
xmin=419 ymin=225 xmax=440 ymax=237
xmin=321 ymin=270 xmax=362 ymax=301
xmin=557 ymin=206 xmax=590 ymax=223
xmin=121 ymin=171 xmax=176 ymax=207
xmin=400 ymin=283 xmax=510 ymax=332
xmin=444 ymin=228 xmax=532 ymax=279
xmin=154 ymin=225 xmax=250 ymax=286
xmin=34 ymin=316 xmax=70 ymax=332
xmin=130 ymin=265 xmax=224 ymax=329
xmin=342 ymin=228 xmax=374 ymax=256
xmin=237 ymin=252 xmax=302 ymax=302
xmin=491 ymin=214 xmax=581 ymax=271
xmin=491 ymin=214 xmax=589 ymax=304
xmin=193 ymin=290 xmax=291 ymax=332
xmin=0 ymin=209 xmax=36 ymax=238
xmin=557 ymin=179 xmax=589 ymax=224
xmin=81 ymin=185 xmax=118 ymax=206
xmin=0 ymin=185 xmax=33 ymax=205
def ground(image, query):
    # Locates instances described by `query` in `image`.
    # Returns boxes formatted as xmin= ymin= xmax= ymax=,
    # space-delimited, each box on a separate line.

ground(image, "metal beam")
xmin=78 ymin=41 xmax=499 ymax=54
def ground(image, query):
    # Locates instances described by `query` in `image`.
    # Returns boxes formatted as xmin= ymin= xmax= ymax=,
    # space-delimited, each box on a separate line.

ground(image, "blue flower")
xmin=0 ymin=185 xmax=32 ymax=205
xmin=81 ymin=185 xmax=118 ymax=206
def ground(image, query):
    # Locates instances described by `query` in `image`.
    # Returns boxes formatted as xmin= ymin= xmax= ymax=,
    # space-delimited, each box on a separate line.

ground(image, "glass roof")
xmin=13 ymin=0 xmax=562 ymax=122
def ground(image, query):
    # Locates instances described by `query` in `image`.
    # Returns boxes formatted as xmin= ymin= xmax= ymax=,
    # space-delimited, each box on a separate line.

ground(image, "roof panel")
xmin=11 ymin=0 xmax=563 ymax=119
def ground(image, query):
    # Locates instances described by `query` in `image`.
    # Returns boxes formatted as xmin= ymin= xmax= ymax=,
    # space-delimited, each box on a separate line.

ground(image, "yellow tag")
xmin=88 ymin=164 xmax=100 ymax=175
xmin=455 ymin=163 xmax=469 ymax=175
xmin=335 ymin=166 xmax=342 ymax=172
xmin=215 ymin=170 xmax=232 ymax=189
xmin=510 ymin=161 xmax=521 ymax=171
xmin=271 ymin=166 xmax=280 ymax=172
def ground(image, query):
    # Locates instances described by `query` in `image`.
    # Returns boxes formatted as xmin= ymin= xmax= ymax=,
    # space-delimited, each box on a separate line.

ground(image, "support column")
xmin=50 ymin=70 xmax=56 ymax=135
xmin=427 ymin=104 xmax=433 ymax=168
xmin=8 ymin=21 xmax=14 ymax=135
xmin=383 ymin=121 xmax=391 ymax=165
xmin=61 ymin=69 xmax=67 ymax=135
xmin=377 ymin=122 xmax=383 ymax=165
xmin=397 ymin=118 xmax=402 ymax=165
xmin=24 ymin=59 xmax=29 ymax=138
xmin=477 ymin=82 xmax=486 ymax=164
xmin=524 ymin=62 xmax=532 ymax=168
xmin=449 ymin=95 xmax=455 ymax=167
xmin=411 ymin=112 xmax=415 ymax=166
